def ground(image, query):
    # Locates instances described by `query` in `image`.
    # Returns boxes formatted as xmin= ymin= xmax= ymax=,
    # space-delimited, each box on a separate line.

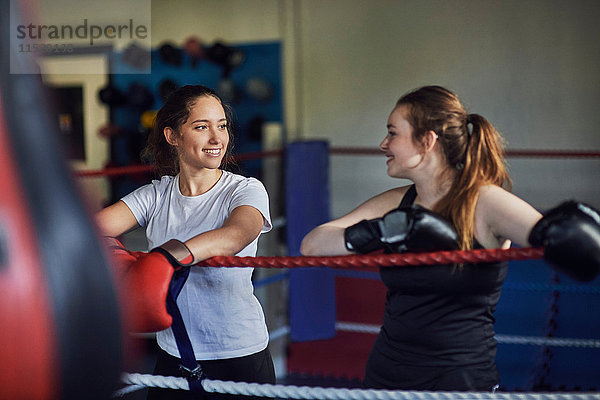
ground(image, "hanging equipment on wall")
xmin=246 ymin=77 xmax=274 ymax=102
xmin=158 ymin=78 xmax=179 ymax=103
xmin=122 ymin=42 xmax=151 ymax=70
xmin=127 ymin=82 xmax=155 ymax=110
xmin=183 ymin=36 xmax=205 ymax=67
xmin=205 ymin=40 xmax=246 ymax=77
xmin=98 ymin=122 xmax=124 ymax=138
xmin=158 ymin=42 xmax=183 ymax=66
xmin=140 ymin=110 xmax=157 ymax=130
xmin=98 ymin=83 xmax=127 ymax=107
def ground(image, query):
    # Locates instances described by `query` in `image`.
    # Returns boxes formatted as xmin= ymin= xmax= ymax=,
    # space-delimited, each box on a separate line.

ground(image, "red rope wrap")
xmin=197 ymin=247 xmax=544 ymax=269
xmin=75 ymin=164 xmax=153 ymax=178
xmin=74 ymin=151 xmax=283 ymax=178
xmin=74 ymin=148 xmax=599 ymax=178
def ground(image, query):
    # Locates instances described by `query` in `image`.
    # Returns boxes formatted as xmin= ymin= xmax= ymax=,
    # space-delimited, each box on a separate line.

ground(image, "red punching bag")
xmin=0 ymin=97 xmax=58 ymax=400
xmin=0 ymin=1 xmax=125 ymax=398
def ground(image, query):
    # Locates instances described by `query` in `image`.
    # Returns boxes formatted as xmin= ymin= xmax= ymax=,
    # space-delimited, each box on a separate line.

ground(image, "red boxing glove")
xmin=123 ymin=239 xmax=195 ymax=333
xmin=103 ymin=237 xmax=145 ymax=272
xmin=124 ymin=252 xmax=175 ymax=332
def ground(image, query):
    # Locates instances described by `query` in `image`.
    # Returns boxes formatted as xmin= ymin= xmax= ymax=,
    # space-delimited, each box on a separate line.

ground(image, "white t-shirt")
xmin=121 ymin=171 xmax=272 ymax=360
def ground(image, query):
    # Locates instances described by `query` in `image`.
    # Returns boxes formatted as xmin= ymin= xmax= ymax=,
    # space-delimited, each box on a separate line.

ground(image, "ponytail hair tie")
xmin=464 ymin=114 xmax=474 ymax=138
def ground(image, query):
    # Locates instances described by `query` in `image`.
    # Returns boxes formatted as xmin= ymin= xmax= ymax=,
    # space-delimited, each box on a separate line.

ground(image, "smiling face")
xmin=164 ymin=95 xmax=229 ymax=172
xmin=380 ymin=105 xmax=425 ymax=178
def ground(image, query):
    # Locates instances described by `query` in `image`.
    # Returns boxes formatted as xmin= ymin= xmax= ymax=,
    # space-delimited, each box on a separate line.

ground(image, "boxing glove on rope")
xmin=104 ymin=236 xmax=144 ymax=269
xmin=345 ymin=205 xmax=459 ymax=254
xmin=528 ymin=201 xmax=600 ymax=282
xmin=109 ymin=239 xmax=195 ymax=332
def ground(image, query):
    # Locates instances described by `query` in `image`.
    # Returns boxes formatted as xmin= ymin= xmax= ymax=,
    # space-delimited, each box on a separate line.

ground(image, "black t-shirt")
xmin=363 ymin=185 xmax=507 ymax=391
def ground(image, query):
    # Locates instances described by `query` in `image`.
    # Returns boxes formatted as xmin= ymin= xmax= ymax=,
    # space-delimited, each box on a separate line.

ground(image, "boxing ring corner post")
xmin=285 ymin=140 xmax=336 ymax=342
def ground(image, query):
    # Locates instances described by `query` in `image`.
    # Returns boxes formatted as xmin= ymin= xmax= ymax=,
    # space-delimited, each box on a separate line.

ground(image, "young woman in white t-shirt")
xmin=96 ymin=85 xmax=275 ymax=399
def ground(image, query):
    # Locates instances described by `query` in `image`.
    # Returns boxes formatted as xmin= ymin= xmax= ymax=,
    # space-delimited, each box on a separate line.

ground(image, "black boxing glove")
xmin=344 ymin=205 xmax=459 ymax=254
xmin=528 ymin=201 xmax=600 ymax=282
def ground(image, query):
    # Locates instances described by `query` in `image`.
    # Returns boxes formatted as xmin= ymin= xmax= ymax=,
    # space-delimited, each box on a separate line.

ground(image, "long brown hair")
xmin=398 ymin=86 xmax=511 ymax=249
xmin=141 ymin=85 xmax=236 ymax=176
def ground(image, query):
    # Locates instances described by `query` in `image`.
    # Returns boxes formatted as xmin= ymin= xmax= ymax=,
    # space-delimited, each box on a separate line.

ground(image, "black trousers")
xmin=147 ymin=347 xmax=276 ymax=400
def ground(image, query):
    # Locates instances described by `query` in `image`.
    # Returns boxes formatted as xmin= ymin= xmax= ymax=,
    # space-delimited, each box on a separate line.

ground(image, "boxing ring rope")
xmin=73 ymin=150 xmax=284 ymax=178
xmin=72 ymin=147 xmax=600 ymax=178
xmin=118 ymin=372 xmax=600 ymax=400
xmin=329 ymin=148 xmax=600 ymax=159
xmin=501 ymin=282 xmax=600 ymax=294
xmin=332 ymin=269 xmax=600 ymax=294
xmin=196 ymin=246 xmax=544 ymax=269
xmin=334 ymin=322 xmax=600 ymax=348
